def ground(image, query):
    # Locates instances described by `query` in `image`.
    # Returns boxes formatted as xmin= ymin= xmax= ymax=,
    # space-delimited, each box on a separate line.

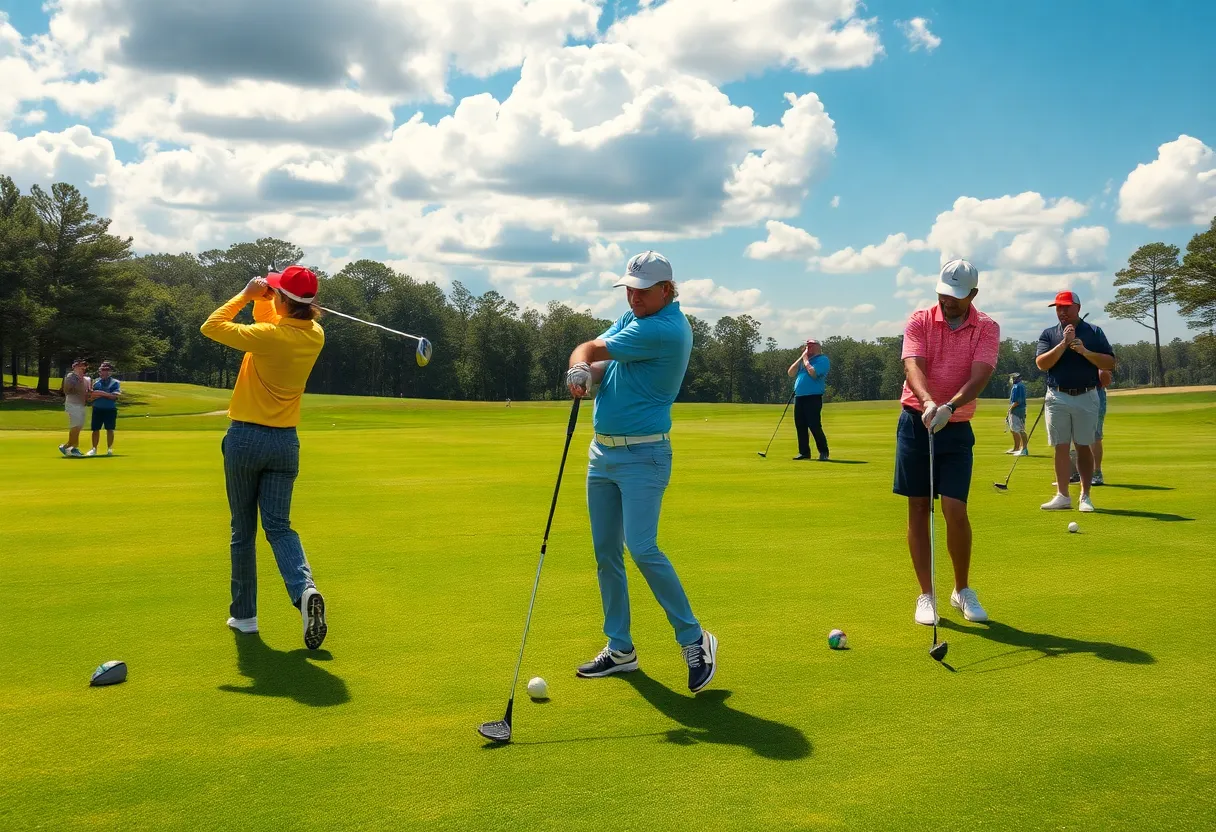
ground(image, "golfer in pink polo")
xmin=894 ymin=260 xmax=1000 ymax=626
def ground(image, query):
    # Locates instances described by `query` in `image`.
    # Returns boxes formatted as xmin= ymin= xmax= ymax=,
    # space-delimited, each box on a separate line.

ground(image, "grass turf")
xmin=2 ymin=385 xmax=1213 ymax=830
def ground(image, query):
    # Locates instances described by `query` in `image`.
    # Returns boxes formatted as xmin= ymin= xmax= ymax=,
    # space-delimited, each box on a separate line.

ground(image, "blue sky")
xmin=2 ymin=0 xmax=1213 ymax=346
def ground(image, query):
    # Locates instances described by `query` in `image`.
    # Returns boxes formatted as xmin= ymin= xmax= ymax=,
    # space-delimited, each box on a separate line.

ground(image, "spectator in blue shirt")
xmin=1035 ymin=291 xmax=1116 ymax=513
xmin=88 ymin=361 xmax=121 ymax=456
xmin=565 ymin=251 xmax=717 ymax=695
xmin=786 ymin=338 xmax=831 ymax=460
xmin=1006 ymin=372 xmax=1028 ymax=456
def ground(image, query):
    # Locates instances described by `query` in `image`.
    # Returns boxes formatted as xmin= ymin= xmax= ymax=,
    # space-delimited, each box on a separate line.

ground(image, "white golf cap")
xmin=614 ymin=251 xmax=673 ymax=289
xmin=936 ymin=259 xmax=979 ymax=299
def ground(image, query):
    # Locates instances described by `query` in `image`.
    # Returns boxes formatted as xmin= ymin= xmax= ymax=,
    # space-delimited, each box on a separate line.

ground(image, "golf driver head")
xmin=416 ymin=337 xmax=433 ymax=367
xmin=929 ymin=641 xmax=949 ymax=662
xmin=477 ymin=720 xmax=512 ymax=743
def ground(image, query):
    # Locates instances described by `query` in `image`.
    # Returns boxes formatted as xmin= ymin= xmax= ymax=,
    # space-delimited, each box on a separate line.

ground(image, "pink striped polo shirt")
xmin=899 ymin=303 xmax=1000 ymax=422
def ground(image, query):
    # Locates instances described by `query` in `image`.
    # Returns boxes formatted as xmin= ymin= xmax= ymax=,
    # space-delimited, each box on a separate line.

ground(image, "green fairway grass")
xmin=2 ymin=386 xmax=1213 ymax=830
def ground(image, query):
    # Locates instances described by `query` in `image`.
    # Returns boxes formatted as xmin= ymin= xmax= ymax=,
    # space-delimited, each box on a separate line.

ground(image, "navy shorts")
xmin=893 ymin=406 xmax=975 ymax=503
xmin=91 ymin=408 xmax=117 ymax=431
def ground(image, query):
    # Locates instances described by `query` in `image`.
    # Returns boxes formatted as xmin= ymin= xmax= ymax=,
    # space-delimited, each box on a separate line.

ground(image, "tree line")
xmin=2 ymin=177 xmax=1215 ymax=404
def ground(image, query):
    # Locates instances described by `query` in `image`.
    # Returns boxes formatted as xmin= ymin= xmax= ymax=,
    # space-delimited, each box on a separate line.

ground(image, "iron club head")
xmin=929 ymin=641 xmax=949 ymax=662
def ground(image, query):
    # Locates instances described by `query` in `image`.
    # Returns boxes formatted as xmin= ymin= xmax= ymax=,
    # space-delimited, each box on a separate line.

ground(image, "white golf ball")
xmin=527 ymin=677 xmax=548 ymax=699
xmin=1068 ymin=522 xmax=1079 ymax=534
xmin=828 ymin=629 xmax=848 ymax=650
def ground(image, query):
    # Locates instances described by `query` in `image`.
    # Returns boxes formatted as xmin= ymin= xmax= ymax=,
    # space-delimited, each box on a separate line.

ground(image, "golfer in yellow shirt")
xmin=201 ymin=266 xmax=328 ymax=649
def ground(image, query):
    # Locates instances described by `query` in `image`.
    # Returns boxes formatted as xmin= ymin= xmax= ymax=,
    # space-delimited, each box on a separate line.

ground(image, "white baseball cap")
xmin=936 ymin=259 xmax=979 ymax=299
xmin=614 ymin=251 xmax=673 ymax=289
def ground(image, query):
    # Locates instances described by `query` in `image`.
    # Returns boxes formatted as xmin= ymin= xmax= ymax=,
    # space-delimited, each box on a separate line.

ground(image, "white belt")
xmin=594 ymin=433 xmax=669 ymax=447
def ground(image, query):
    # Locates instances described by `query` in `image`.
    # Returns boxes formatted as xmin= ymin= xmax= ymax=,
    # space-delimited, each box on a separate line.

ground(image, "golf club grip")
xmin=566 ymin=396 xmax=581 ymax=435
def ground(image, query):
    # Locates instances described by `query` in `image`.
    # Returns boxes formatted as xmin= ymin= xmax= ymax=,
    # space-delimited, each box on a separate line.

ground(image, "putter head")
xmin=416 ymin=337 xmax=433 ymax=367
xmin=929 ymin=641 xmax=949 ymax=662
xmin=756 ymin=452 xmax=766 ymax=458
xmin=477 ymin=719 xmax=511 ymax=743
xmin=993 ymin=482 xmax=1009 ymax=491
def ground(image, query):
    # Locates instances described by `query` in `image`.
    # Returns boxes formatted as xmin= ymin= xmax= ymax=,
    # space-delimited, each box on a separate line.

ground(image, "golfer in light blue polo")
xmin=566 ymin=251 xmax=718 ymax=694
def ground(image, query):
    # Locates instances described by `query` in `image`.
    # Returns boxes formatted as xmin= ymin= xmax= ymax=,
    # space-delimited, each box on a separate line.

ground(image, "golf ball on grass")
xmin=1068 ymin=522 xmax=1079 ymax=533
xmin=827 ymin=629 xmax=848 ymax=650
xmin=527 ymin=677 xmax=549 ymax=699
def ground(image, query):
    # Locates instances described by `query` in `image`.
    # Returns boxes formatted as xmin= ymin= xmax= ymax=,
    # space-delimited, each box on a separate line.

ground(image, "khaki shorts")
xmin=1007 ymin=414 xmax=1026 ymax=434
xmin=1045 ymin=388 xmax=1099 ymax=447
xmin=65 ymin=403 xmax=86 ymax=429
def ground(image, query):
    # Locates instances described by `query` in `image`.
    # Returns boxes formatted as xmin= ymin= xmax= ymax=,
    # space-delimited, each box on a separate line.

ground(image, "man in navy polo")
xmin=565 ymin=251 xmax=717 ymax=694
xmin=88 ymin=361 xmax=122 ymax=456
xmin=1035 ymin=291 xmax=1116 ymax=512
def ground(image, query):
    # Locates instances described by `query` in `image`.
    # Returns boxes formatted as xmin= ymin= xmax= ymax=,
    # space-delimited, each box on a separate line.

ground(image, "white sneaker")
xmin=915 ymin=593 xmax=939 ymax=625
xmin=106 ymin=449 xmax=114 ymax=456
xmin=951 ymin=587 xmax=988 ymax=622
xmin=1005 ymin=449 xmax=1016 ymax=455
xmin=1041 ymin=493 xmax=1072 ymax=511
xmin=227 ymin=616 xmax=258 ymax=634
xmin=1092 ymin=471 xmax=1104 ymax=486
xmin=85 ymin=448 xmax=97 ymax=457
xmin=301 ymin=587 xmax=327 ymax=650
xmin=1078 ymin=494 xmax=1095 ymax=513
xmin=58 ymin=444 xmax=69 ymax=457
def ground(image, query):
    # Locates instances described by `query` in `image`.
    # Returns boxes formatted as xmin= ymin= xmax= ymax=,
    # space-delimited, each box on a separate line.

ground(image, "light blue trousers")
xmin=586 ymin=439 xmax=701 ymax=651
xmin=222 ymin=421 xmax=315 ymax=619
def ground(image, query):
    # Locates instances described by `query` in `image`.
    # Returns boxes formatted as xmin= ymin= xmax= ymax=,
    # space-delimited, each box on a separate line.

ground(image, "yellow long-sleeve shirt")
xmin=200 ymin=294 xmax=325 ymax=428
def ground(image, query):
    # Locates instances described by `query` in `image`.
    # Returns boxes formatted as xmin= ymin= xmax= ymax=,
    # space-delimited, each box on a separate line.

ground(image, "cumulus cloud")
xmin=745 ymin=220 xmax=822 ymax=260
xmin=810 ymin=232 xmax=926 ymax=272
xmin=606 ymin=0 xmax=883 ymax=84
xmin=1117 ymin=135 xmax=1216 ymax=227
xmin=925 ymin=192 xmax=1089 ymax=265
xmin=898 ymin=18 xmax=941 ymax=52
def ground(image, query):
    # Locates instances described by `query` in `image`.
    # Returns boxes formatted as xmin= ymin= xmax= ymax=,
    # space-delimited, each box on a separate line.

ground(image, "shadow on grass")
xmin=940 ymin=619 xmax=1155 ymax=674
xmin=218 ymin=632 xmax=349 ymax=707
xmin=621 ymin=671 xmax=811 ymax=760
xmin=819 ymin=459 xmax=868 ymax=465
xmin=1097 ymin=483 xmax=1174 ymax=492
xmin=1093 ymin=508 xmax=1193 ymax=522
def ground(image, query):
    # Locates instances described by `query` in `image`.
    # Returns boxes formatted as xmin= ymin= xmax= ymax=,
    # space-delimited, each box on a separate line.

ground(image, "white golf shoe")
xmin=1078 ymin=494 xmax=1095 ymax=513
xmin=301 ymin=587 xmax=327 ymax=650
xmin=85 ymin=448 xmax=97 ymax=457
xmin=227 ymin=616 xmax=258 ymax=634
xmin=915 ymin=593 xmax=939 ymax=625
xmin=1041 ymin=493 xmax=1072 ymax=511
xmin=951 ymin=587 xmax=988 ymax=622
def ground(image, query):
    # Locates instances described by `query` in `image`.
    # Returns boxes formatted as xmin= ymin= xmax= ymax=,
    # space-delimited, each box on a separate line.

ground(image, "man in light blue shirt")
xmin=786 ymin=338 xmax=831 ymax=460
xmin=565 ymin=251 xmax=717 ymax=694
xmin=1006 ymin=372 xmax=1028 ymax=456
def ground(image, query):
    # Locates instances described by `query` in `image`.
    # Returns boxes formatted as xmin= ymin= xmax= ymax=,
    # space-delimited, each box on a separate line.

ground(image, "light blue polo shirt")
xmin=92 ymin=376 xmax=121 ymax=410
xmin=594 ymin=301 xmax=693 ymax=436
xmin=1009 ymin=381 xmax=1027 ymax=419
xmin=794 ymin=354 xmax=830 ymax=397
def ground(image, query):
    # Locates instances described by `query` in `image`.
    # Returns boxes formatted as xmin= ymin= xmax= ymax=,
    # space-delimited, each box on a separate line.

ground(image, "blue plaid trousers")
xmin=222 ymin=421 xmax=315 ymax=619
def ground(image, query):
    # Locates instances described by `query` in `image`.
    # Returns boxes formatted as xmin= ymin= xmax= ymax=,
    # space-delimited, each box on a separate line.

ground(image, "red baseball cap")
xmin=267 ymin=265 xmax=318 ymax=303
xmin=1049 ymin=290 xmax=1081 ymax=307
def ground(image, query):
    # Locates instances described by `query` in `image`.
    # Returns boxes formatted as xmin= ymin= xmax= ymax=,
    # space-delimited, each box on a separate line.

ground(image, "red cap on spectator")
xmin=267 ymin=265 xmax=318 ymax=303
xmin=1049 ymin=291 xmax=1081 ymax=307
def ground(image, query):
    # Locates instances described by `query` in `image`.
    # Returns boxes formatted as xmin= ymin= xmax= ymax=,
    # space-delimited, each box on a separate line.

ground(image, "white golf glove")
xmin=566 ymin=362 xmax=592 ymax=392
xmin=929 ymin=402 xmax=954 ymax=433
xmin=921 ymin=400 xmax=937 ymax=429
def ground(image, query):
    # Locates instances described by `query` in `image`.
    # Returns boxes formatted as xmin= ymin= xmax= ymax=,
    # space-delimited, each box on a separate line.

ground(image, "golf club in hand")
xmin=757 ymin=392 xmax=795 ymax=458
xmin=927 ymin=430 xmax=948 ymax=663
xmin=478 ymin=397 xmax=582 ymax=743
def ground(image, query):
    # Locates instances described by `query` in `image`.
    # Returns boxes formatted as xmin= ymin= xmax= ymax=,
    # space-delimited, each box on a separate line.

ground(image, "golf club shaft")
xmin=761 ymin=393 xmax=795 ymax=455
xmin=504 ymin=397 xmax=582 ymax=706
xmin=998 ymin=400 xmax=1046 ymax=487
xmin=317 ymin=306 xmax=425 ymax=343
xmin=929 ymin=430 xmax=938 ymax=646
